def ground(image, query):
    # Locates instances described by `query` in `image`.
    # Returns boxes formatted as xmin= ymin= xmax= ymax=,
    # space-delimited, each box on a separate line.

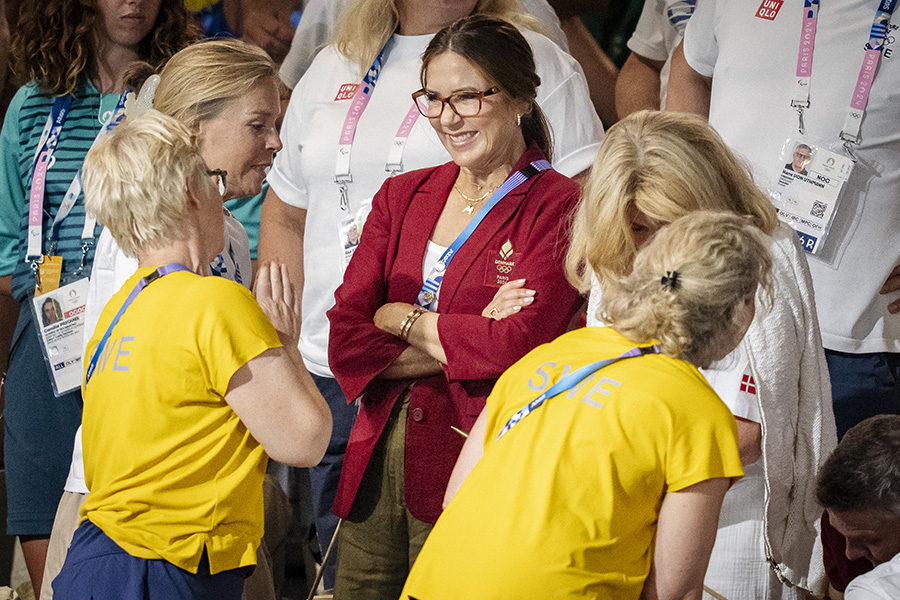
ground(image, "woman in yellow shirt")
xmin=402 ymin=211 xmax=771 ymax=600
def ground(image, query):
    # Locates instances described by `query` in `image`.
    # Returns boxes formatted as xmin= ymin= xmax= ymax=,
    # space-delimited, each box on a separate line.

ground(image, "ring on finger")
xmin=489 ymin=307 xmax=499 ymax=319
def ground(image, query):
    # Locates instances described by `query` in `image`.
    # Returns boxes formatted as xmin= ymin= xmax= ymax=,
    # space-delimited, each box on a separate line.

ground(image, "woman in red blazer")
xmin=326 ymin=17 xmax=584 ymax=598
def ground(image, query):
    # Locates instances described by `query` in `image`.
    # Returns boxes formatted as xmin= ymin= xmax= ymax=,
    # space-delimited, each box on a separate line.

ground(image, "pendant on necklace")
xmin=462 ymin=205 xmax=475 ymax=215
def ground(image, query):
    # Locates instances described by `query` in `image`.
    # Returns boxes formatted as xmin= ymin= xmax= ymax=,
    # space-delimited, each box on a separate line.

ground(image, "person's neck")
xmin=92 ymin=39 xmax=140 ymax=93
xmin=396 ymin=5 xmax=472 ymax=35
xmin=456 ymin=139 xmax=528 ymax=193
xmin=137 ymin=241 xmax=209 ymax=276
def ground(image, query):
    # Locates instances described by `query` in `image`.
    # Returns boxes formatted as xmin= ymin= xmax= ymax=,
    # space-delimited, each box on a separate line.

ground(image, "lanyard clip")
xmin=840 ymin=129 xmax=860 ymax=162
xmin=841 ymin=139 xmax=860 ymax=163
xmin=335 ymin=176 xmax=351 ymax=211
xmin=385 ymin=164 xmax=403 ymax=178
xmin=30 ymin=258 xmax=42 ymax=293
xmin=795 ymin=105 xmax=806 ymax=135
xmin=75 ymin=239 xmax=94 ymax=275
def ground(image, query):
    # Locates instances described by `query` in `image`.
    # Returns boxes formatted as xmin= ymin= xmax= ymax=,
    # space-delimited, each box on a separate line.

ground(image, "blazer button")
xmin=411 ymin=407 xmax=424 ymax=422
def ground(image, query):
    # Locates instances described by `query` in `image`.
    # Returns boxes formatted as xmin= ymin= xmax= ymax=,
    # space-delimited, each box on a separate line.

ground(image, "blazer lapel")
xmin=394 ymin=163 xmax=457 ymax=302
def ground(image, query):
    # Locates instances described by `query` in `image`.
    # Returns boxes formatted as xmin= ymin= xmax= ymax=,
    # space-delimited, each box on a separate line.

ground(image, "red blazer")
xmin=327 ymin=145 xmax=582 ymax=523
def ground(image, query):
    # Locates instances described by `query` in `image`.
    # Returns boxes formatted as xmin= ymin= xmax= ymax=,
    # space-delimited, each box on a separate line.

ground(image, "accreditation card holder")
xmin=338 ymin=197 xmax=373 ymax=272
xmin=768 ymin=135 xmax=854 ymax=254
xmin=31 ymin=277 xmax=90 ymax=396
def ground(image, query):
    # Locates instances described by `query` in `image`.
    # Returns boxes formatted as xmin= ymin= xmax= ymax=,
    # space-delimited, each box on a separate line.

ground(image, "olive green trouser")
xmin=334 ymin=393 xmax=433 ymax=600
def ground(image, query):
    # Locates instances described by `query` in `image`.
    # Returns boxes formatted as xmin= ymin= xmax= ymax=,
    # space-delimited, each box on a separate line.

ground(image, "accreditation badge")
xmin=339 ymin=197 xmax=373 ymax=272
xmin=31 ymin=277 xmax=90 ymax=396
xmin=768 ymin=136 xmax=854 ymax=254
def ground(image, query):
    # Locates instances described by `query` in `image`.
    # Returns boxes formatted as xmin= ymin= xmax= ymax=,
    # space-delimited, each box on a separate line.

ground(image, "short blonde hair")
xmin=152 ymin=39 xmax=278 ymax=124
xmin=334 ymin=0 xmax=540 ymax=76
xmin=566 ymin=110 xmax=778 ymax=292
xmin=600 ymin=211 xmax=773 ymax=366
xmin=83 ymin=110 xmax=207 ymax=258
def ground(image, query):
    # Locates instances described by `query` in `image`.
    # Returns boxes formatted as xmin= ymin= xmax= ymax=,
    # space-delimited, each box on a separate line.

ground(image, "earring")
xmin=516 ymin=113 xmax=522 ymax=127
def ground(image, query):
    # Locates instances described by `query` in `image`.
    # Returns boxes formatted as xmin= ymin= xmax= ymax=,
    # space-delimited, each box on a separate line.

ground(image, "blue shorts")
xmin=4 ymin=301 xmax=82 ymax=535
xmin=53 ymin=520 xmax=246 ymax=600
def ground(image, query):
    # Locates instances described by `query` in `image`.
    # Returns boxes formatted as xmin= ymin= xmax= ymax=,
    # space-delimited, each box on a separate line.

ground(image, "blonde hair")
xmin=83 ymin=110 xmax=207 ymax=258
xmin=566 ymin=110 xmax=778 ymax=292
xmin=600 ymin=211 xmax=773 ymax=367
xmin=152 ymin=39 xmax=278 ymax=124
xmin=333 ymin=0 xmax=540 ymax=76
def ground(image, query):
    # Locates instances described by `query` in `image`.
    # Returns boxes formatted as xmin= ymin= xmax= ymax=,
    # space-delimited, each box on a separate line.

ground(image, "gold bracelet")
xmin=399 ymin=307 xmax=427 ymax=342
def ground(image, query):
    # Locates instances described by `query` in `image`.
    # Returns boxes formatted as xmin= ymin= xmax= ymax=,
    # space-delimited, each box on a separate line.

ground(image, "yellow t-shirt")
xmin=402 ymin=327 xmax=743 ymax=600
xmin=80 ymin=267 xmax=281 ymax=575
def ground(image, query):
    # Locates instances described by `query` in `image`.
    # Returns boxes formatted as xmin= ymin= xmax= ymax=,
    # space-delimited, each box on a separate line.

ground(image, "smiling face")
xmin=828 ymin=508 xmax=900 ymax=566
xmin=196 ymin=79 xmax=282 ymax=201
xmin=94 ymin=0 xmax=162 ymax=52
xmin=423 ymin=51 xmax=530 ymax=179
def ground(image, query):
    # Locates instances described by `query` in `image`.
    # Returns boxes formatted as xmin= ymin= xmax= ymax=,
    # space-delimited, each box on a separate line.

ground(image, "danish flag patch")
xmin=740 ymin=374 xmax=757 ymax=395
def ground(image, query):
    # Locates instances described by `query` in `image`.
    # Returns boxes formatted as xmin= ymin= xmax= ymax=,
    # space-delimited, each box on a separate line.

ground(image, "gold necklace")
xmin=454 ymin=183 xmax=496 ymax=214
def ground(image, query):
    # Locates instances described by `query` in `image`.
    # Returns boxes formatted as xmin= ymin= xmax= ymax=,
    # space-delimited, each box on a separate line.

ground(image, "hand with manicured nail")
xmin=482 ymin=278 xmax=535 ymax=320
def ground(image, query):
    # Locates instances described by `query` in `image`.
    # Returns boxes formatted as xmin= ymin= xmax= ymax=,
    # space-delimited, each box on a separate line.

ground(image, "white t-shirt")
xmin=683 ymin=0 xmax=900 ymax=353
xmin=846 ymin=553 xmax=900 ymax=600
xmin=269 ymin=30 xmax=602 ymax=377
xmin=626 ymin=0 xmax=696 ymax=106
xmin=587 ymin=284 xmax=759 ymax=423
xmin=279 ymin=0 xmax=569 ymax=89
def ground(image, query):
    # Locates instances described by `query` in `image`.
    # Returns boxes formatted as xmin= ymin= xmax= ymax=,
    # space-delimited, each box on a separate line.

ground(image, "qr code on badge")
xmin=811 ymin=201 xmax=827 ymax=219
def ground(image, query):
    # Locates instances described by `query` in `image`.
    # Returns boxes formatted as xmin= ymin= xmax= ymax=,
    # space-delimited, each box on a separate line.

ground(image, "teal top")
xmin=0 ymin=81 xmax=119 ymax=301
xmin=225 ymin=181 xmax=266 ymax=260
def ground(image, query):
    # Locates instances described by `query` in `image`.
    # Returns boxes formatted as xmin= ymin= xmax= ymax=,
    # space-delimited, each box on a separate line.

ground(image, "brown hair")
xmin=421 ymin=15 xmax=551 ymax=160
xmin=817 ymin=415 xmax=900 ymax=515
xmin=11 ymin=0 xmax=199 ymax=96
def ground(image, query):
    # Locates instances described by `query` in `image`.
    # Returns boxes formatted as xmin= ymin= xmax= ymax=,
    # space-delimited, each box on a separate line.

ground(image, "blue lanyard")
xmin=495 ymin=344 xmax=661 ymax=441
xmin=415 ymin=160 xmax=552 ymax=310
xmin=85 ymin=263 xmax=190 ymax=385
xmin=868 ymin=0 xmax=897 ymax=51
xmin=40 ymin=96 xmax=72 ymax=160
